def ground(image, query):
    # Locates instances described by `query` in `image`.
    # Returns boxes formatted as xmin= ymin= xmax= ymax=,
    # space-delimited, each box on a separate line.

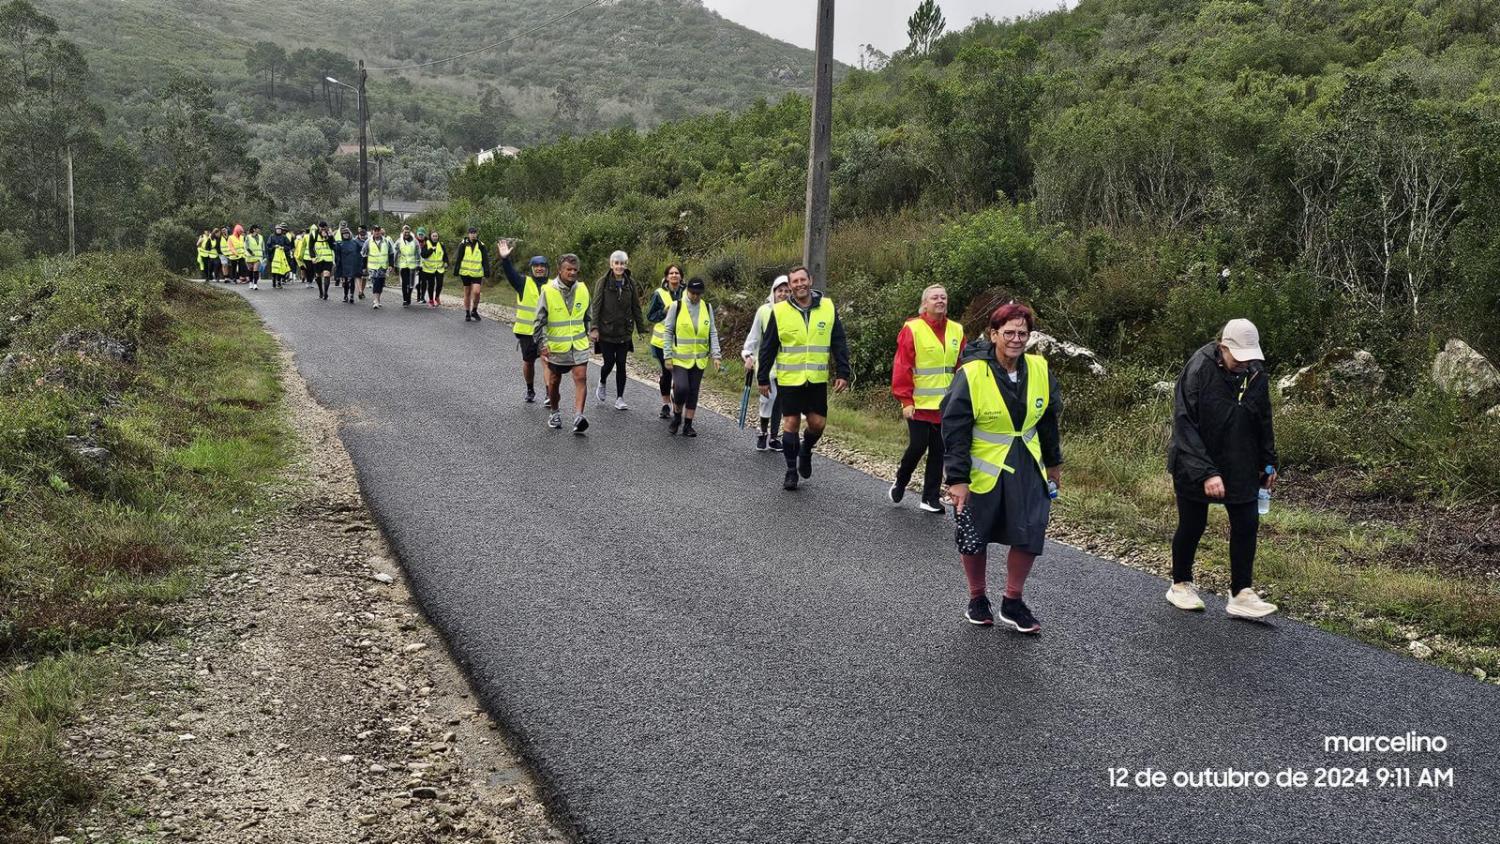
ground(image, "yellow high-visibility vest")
xmin=906 ymin=317 xmax=963 ymax=410
xmin=650 ymin=287 xmax=676 ymax=350
xmin=421 ymin=241 xmax=445 ymax=274
xmin=514 ymin=277 xmax=541 ymax=337
xmin=456 ymin=241 xmax=484 ymax=278
xmin=670 ymin=301 xmax=712 ymax=369
xmin=396 ymin=238 xmax=421 ymax=269
xmin=962 ymin=353 xmax=1049 ymax=494
xmin=225 ymin=234 xmax=245 ymax=260
xmin=542 ymin=281 xmax=591 ymax=353
xmin=772 ymin=297 xmax=835 ymax=386
xmin=366 ymin=239 xmax=391 ymax=271
xmin=244 ymin=233 xmax=264 ymax=262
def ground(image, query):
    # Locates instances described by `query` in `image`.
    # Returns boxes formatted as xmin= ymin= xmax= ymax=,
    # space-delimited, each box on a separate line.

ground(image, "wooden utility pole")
xmin=66 ymin=145 xmax=76 ymax=256
xmin=803 ymin=0 xmax=834 ymax=290
xmin=358 ymin=60 xmax=370 ymax=226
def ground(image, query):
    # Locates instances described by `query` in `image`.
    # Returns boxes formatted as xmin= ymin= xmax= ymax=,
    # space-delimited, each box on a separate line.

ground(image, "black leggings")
xmin=654 ymin=348 xmax=672 ymax=400
xmin=1172 ymin=496 xmax=1259 ymax=595
xmin=672 ymin=365 xmax=705 ymax=411
xmin=897 ymin=419 xmax=944 ymax=501
xmin=598 ymin=341 xmax=629 ymax=398
xmin=316 ymin=275 xmax=331 ymax=297
xmin=400 ymin=268 xmax=417 ymax=303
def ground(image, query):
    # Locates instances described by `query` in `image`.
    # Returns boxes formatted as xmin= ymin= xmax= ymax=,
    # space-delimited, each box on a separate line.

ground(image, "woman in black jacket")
xmin=1165 ymin=318 xmax=1279 ymax=618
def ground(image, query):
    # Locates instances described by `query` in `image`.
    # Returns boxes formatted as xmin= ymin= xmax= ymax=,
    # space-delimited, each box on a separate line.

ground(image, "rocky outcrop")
xmin=1431 ymin=339 xmax=1500 ymax=399
xmin=1277 ymin=348 xmax=1386 ymax=404
xmin=1026 ymin=331 xmax=1107 ymax=377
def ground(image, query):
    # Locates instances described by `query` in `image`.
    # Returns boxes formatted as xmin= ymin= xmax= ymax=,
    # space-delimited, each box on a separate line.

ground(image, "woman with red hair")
xmin=940 ymin=302 xmax=1063 ymax=633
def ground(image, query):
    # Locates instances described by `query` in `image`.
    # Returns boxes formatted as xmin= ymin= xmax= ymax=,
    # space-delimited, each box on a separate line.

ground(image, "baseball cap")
xmin=529 ymin=256 xmax=549 ymax=267
xmin=1220 ymin=318 xmax=1264 ymax=361
xmin=687 ymin=277 xmax=706 ymax=292
xmin=415 ymin=227 xmax=427 ymax=237
xmin=467 ymin=225 xmax=478 ymax=234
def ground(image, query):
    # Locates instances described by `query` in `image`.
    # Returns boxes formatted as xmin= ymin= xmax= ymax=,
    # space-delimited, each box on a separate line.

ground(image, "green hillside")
xmin=38 ymin=0 xmax=819 ymax=140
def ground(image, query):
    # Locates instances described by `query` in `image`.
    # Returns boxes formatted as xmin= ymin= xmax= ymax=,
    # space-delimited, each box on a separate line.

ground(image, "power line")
xmin=367 ymin=0 xmax=609 ymax=72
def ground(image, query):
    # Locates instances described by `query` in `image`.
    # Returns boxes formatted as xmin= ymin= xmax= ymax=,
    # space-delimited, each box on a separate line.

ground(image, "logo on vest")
xmin=1034 ymin=397 xmax=1044 ymax=409
xmin=817 ymin=321 xmax=827 ymax=329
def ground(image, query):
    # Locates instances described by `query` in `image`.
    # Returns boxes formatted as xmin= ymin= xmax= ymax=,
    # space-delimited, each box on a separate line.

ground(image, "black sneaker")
xmin=755 ymin=433 xmax=768 ymax=451
xmin=768 ymin=437 xmax=783 ymax=452
xmin=659 ymin=404 xmax=671 ymax=419
xmin=524 ymin=389 xmax=536 ymax=404
xmin=572 ymin=415 xmax=589 ymax=435
xmin=464 ymin=311 xmax=473 ymax=322
xmin=669 ymin=413 xmax=681 ymax=435
xmin=797 ymin=448 xmax=813 ymax=479
xmin=888 ymin=481 xmax=906 ymax=503
xmin=471 ymin=310 xmax=481 ymax=321
xmin=998 ymin=597 xmax=1040 ymax=634
xmin=966 ymin=595 xmax=994 ymax=626
xmin=683 ymin=422 xmax=697 ymax=438
xmin=783 ymin=470 xmax=798 ymax=491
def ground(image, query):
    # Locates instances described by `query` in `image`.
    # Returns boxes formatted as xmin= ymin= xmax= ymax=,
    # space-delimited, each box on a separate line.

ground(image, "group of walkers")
xmin=196 ymin=221 xmax=1283 ymax=637
xmin=195 ymin=222 xmax=490 ymax=316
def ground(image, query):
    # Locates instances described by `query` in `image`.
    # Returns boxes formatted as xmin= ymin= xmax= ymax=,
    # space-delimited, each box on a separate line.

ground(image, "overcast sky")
xmin=701 ymin=1 xmax=1074 ymax=64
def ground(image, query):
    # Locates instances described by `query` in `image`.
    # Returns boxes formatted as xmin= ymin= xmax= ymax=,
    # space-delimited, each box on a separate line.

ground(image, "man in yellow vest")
xmin=756 ymin=265 xmax=851 ymax=491
xmin=533 ymin=254 xmax=592 ymax=434
xmin=395 ymin=225 xmax=422 ymax=306
xmin=362 ymin=225 xmax=396 ymax=309
xmin=890 ymin=284 xmax=964 ymax=513
xmin=452 ymin=226 xmax=490 ymax=322
xmin=497 ymin=239 xmax=548 ymax=403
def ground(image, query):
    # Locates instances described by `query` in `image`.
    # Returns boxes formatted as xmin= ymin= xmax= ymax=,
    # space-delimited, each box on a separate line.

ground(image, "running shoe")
xmin=595 ymin=383 xmax=607 ymax=403
xmin=966 ymin=595 xmax=994 ymax=626
xmin=249 ymin=282 xmax=258 ymax=290
xmin=547 ymin=412 xmax=563 ymax=429
xmin=919 ymin=498 xmax=945 ymax=514
xmin=659 ymin=404 xmax=671 ymax=419
xmin=768 ymin=437 xmax=782 ymax=452
xmin=682 ymin=422 xmax=697 ymax=438
xmin=372 ymin=302 xmax=381 ymax=309
xmin=525 ymin=389 xmax=536 ymax=404
xmin=998 ymin=597 xmax=1040 ymax=634
xmin=783 ymin=470 xmax=798 ymax=491
xmin=669 ymin=414 xmax=681 ymax=435
xmin=464 ymin=312 xmax=473 ymax=322
xmin=797 ymin=449 xmax=813 ymax=479
xmin=471 ymin=310 xmax=481 ymax=321
xmin=614 ymin=397 xmax=627 ymax=411
xmin=755 ymin=433 xmax=768 ymax=451
xmin=1166 ymin=582 xmax=1205 ymax=611
xmin=572 ymin=415 xmax=589 ymax=435
xmin=1226 ymin=588 xmax=1277 ymax=619
xmin=888 ymin=481 xmax=906 ymax=504
xmin=358 ymin=292 xmax=365 ymax=300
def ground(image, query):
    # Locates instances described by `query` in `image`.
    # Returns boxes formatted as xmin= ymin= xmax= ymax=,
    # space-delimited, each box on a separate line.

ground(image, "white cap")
xmin=1220 ymin=318 xmax=1264 ymax=361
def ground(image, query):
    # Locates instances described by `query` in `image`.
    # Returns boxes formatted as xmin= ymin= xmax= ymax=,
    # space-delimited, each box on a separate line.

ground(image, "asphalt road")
xmin=237 ymin=283 xmax=1498 ymax=844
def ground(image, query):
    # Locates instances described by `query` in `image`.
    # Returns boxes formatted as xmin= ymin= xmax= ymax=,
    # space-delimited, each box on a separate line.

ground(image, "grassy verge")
xmin=0 ymin=254 xmax=289 ymax=839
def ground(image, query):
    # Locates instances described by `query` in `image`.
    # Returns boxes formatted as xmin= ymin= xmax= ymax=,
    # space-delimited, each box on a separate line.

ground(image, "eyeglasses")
xmin=999 ymin=330 xmax=1031 ymax=340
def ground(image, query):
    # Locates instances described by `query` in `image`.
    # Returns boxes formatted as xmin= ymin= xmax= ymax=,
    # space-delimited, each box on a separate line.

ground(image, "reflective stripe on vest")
xmin=772 ymin=297 xmax=835 ymax=386
xmin=543 ymin=281 xmax=591 ymax=353
xmin=421 ymin=242 xmax=445 ymax=274
xmin=670 ymin=301 xmax=712 ymax=369
xmin=906 ymin=317 xmax=963 ymax=410
xmin=244 ymin=234 xmax=264 ymax=261
xmin=650 ymin=287 xmax=678 ymax=350
xmin=514 ymin=278 xmax=541 ymax=337
xmin=963 ymin=354 xmax=1049 ymax=494
xmin=312 ymin=236 xmax=333 ymax=262
xmin=397 ymin=239 xmax=420 ymax=269
xmin=270 ymin=245 xmax=292 ymax=275
xmin=366 ymin=240 xmax=390 ymax=271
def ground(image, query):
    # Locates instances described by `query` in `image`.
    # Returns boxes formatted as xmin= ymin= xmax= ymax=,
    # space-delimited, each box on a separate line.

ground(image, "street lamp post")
xmin=326 ymin=64 xmax=370 ymax=225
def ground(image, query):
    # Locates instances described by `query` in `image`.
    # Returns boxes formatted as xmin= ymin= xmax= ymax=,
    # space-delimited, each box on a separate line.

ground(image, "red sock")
xmin=1004 ymin=548 xmax=1036 ymax=599
xmin=960 ymin=553 xmax=987 ymax=598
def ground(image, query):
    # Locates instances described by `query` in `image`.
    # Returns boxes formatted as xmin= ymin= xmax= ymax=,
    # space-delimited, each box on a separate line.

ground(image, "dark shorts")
xmin=778 ymin=382 xmax=828 ymax=417
xmin=314 ymin=261 xmax=332 ymax=275
xmin=369 ymin=271 xmax=386 ymax=293
xmin=230 ymin=258 xmax=247 ymax=276
xmin=547 ymin=361 xmax=583 ymax=377
xmin=516 ymin=333 xmax=541 ymax=362
xmin=461 ymin=275 xmax=484 ymax=286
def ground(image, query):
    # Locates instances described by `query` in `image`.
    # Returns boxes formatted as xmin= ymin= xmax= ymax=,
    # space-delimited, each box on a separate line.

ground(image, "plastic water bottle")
xmin=1257 ymin=465 xmax=1274 ymax=515
xmin=1047 ymin=480 xmax=1059 ymax=500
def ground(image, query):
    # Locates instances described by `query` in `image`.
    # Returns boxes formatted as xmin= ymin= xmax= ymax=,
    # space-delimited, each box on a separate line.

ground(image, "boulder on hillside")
xmin=51 ymin=329 xmax=135 ymax=364
xmin=1277 ymin=348 xmax=1386 ymax=405
xmin=1026 ymin=331 xmax=1107 ymax=377
xmin=1431 ymin=339 xmax=1500 ymax=399
xmin=1486 ymin=404 xmax=1500 ymax=420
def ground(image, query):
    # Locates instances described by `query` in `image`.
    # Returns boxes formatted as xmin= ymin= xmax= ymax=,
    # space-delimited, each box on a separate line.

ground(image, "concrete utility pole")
xmin=358 ymin=60 xmax=370 ymax=226
xmin=65 ymin=144 xmax=76 ymax=256
xmin=802 ymin=0 xmax=834 ymax=290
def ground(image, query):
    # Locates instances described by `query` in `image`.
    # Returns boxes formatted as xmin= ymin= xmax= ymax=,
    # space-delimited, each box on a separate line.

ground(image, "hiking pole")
xmin=737 ymin=368 xmax=754 ymax=428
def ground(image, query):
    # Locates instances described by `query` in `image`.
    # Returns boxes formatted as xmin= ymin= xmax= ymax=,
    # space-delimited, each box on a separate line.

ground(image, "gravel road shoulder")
xmin=57 ymin=334 xmax=567 ymax=844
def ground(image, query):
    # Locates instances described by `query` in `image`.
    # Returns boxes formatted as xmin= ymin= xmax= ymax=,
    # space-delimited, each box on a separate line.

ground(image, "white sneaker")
xmin=372 ymin=302 xmax=381 ymax=309
xmin=1165 ymin=582 xmax=1205 ymax=611
xmin=547 ymin=412 xmax=562 ymax=429
xmin=1226 ymin=587 xmax=1278 ymax=618
xmin=595 ymin=383 xmax=607 ymax=403
xmin=249 ymin=283 xmax=258 ymax=290
xmin=614 ymin=397 xmax=627 ymax=411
